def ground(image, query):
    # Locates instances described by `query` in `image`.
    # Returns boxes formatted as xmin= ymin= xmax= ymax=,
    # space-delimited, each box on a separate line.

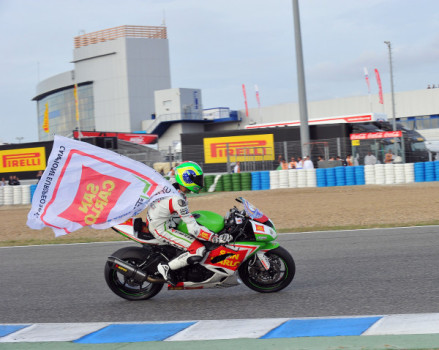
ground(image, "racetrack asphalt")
xmin=1 ymin=226 xmax=439 ymax=349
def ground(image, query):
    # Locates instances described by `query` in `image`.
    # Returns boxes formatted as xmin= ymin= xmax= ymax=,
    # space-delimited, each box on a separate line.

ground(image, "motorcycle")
xmin=105 ymin=197 xmax=295 ymax=300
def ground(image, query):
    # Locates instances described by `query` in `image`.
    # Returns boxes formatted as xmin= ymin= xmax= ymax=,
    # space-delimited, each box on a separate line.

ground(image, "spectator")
xmin=385 ymin=150 xmax=394 ymax=164
xmin=167 ymin=167 xmax=175 ymax=182
xmin=289 ymin=157 xmax=297 ymax=169
xmin=8 ymin=175 xmax=20 ymax=186
xmin=393 ymin=155 xmax=403 ymax=164
xmin=0 ymin=177 xmax=6 ymax=186
xmin=233 ymin=161 xmax=241 ymax=173
xmin=303 ymin=156 xmax=314 ymax=169
xmin=364 ymin=151 xmax=377 ymax=165
xmin=295 ymin=157 xmax=303 ymax=169
xmin=353 ymin=154 xmax=360 ymax=166
xmin=346 ymin=154 xmax=353 ymax=166
xmin=276 ymin=154 xmax=283 ymax=168
xmin=336 ymin=156 xmax=347 ymax=166
xmin=281 ymin=160 xmax=289 ymax=170
xmin=36 ymin=170 xmax=43 ymax=183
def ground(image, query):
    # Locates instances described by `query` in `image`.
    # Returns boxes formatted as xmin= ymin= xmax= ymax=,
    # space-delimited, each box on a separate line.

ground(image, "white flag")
xmin=27 ymin=135 xmax=179 ymax=236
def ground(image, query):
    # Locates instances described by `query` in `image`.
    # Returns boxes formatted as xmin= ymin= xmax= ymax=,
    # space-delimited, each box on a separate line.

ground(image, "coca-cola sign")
xmin=73 ymin=131 xmax=157 ymax=144
xmin=350 ymin=131 xmax=402 ymax=140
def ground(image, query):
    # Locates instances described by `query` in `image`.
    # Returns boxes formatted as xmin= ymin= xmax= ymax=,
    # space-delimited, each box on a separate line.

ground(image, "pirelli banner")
xmin=203 ymin=134 xmax=275 ymax=163
xmin=0 ymin=147 xmax=47 ymax=173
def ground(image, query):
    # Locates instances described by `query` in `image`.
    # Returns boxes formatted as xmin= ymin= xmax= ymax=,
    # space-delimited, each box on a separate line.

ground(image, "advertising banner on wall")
xmin=73 ymin=131 xmax=157 ymax=145
xmin=203 ymin=134 xmax=275 ymax=163
xmin=350 ymin=131 xmax=402 ymax=140
xmin=0 ymin=147 xmax=46 ymax=173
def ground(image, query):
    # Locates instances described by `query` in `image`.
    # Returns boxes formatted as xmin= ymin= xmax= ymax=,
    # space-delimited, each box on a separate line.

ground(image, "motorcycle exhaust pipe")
xmin=107 ymin=256 xmax=148 ymax=283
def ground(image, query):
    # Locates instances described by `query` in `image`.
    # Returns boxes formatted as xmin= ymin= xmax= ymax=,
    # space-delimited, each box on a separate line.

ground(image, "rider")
xmin=147 ymin=161 xmax=232 ymax=285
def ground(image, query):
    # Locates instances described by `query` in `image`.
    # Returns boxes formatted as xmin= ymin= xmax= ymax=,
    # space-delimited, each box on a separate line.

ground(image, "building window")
xmin=37 ymin=84 xmax=94 ymax=141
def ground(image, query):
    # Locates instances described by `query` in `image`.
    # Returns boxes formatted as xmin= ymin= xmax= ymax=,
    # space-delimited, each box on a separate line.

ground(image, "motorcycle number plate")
xmin=235 ymin=217 xmax=243 ymax=224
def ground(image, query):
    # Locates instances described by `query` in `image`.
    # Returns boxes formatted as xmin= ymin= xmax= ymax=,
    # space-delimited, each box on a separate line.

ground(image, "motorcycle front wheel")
xmin=104 ymin=247 xmax=163 ymax=301
xmin=239 ymin=246 xmax=295 ymax=293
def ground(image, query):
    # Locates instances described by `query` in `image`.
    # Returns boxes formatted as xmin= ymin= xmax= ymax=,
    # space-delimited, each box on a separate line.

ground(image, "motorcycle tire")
xmin=104 ymin=246 xmax=163 ymax=301
xmin=239 ymin=246 xmax=295 ymax=293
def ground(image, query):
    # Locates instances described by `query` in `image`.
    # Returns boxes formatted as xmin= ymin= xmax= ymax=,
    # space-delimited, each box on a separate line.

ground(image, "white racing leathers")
xmin=146 ymin=194 xmax=215 ymax=270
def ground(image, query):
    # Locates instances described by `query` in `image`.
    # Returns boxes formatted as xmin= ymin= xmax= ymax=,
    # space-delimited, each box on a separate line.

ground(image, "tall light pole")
xmin=16 ymin=137 xmax=23 ymax=144
xmin=292 ymin=0 xmax=310 ymax=158
xmin=384 ymin=41 xmax=397 ymax=154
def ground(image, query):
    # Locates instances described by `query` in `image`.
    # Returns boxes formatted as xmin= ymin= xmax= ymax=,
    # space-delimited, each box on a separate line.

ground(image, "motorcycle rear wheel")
xmin=239 ymin=246 xmax=295 ymax=293
xmin=104 ymin=247 xmax=163 ymax=301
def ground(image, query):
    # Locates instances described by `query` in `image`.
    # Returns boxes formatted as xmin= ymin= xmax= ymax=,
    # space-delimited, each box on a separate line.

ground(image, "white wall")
xmin=154 ymin=88 xmax=202 ymax=119
xmin=238 ymin=88 xmax=439 ymax=128
xmin=158 ymin=122 xmax=204 ymax=151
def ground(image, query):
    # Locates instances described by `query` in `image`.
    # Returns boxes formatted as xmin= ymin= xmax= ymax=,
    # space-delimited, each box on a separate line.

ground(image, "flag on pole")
xmin=255 ymin=84 xmax=261 ymax=108
xmin=27 ymin=135 xmax=180 ymax=237
xmin=242 ymin=84 xmax=249 ymax=117
xmin=363 ymin=67 xmax=371 ymax=94
xmin=42 ymin=103 xmax=49 ymax=133
xmin=374 ymin=69 xmax=384 ymax=104
xmin=73 ymin=84 xmax=79 ymax=121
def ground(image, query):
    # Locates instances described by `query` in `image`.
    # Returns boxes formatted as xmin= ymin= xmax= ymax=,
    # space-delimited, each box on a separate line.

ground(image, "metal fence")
xmin=181 ymin=136 xmax=431 ymax=174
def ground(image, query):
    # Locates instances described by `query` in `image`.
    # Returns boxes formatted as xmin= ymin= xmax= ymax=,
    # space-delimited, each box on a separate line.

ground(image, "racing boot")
xmin=158 ymin=241 xmax=206 ymax=286
xmin=157 ymin=262 xmax=178 ymax=286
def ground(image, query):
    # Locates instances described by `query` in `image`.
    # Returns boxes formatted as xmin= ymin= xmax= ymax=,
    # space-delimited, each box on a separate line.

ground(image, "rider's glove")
xmin=211 ymin=233 xmax=233 ymax=244
xmin=197 ymin=228 xmax=233 ymax=244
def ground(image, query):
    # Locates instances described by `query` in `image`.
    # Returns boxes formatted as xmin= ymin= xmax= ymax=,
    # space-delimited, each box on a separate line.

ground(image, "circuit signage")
xmin=350 ymin=131 xmax=402 ymax=140
xmin=0 ymin=147 xmax=46 ymax=173
xmin=203 ymin=134 xmax=275 ymax=163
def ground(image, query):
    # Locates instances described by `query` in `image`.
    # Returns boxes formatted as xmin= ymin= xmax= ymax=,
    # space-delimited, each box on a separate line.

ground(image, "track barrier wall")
xmin=202 ymin=161 xmax=439 ymax=193
xmin=1 ymin=162 xmax=438 ymax=206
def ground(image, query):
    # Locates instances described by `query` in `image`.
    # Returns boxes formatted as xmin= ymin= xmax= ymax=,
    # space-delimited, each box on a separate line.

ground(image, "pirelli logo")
xmin=203 ymin=134 xmax=274 ymax=163
xmin=0 ymin=147 xmax=46 ymax=172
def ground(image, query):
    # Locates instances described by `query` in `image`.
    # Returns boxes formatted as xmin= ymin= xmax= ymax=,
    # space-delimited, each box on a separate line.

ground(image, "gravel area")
xmin=2 ymin=182 xmax=439 ymax=245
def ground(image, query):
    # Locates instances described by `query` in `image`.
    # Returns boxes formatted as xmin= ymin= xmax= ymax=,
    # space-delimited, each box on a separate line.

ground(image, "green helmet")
xmin=174 ymin=161 xmax=204 ymax=193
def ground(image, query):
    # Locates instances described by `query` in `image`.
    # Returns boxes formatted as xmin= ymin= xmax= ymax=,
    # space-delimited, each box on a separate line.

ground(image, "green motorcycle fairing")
xmin=177 ymin=210 xmax=225 ymax=234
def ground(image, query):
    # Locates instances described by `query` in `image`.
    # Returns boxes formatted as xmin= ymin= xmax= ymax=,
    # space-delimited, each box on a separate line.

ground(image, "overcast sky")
xmin=0 ymin=0 xmax=438 ymax=144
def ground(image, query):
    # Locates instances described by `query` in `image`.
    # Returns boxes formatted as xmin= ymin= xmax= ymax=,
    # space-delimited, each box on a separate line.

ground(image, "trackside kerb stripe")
xmin=74 ymin=323 xmax=196 ymax=343
xmin=0 ymin=325 xmax=29 ymax=337
xmin=261 ymin=317 xmax=382 ymax=338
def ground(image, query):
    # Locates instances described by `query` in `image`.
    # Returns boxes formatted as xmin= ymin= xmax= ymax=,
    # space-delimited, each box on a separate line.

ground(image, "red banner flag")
xmin=242 ymin=84 xmax=249 ymax=117
xmin=374 ymin=69 xmax=384 ymax=104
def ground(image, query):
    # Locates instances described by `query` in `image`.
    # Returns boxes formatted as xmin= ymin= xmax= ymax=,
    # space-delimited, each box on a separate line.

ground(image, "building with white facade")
xmin=33 ymin=25 xmax=171 ymax=141
xmin=235 ymin=88 xmax=439 ymax=135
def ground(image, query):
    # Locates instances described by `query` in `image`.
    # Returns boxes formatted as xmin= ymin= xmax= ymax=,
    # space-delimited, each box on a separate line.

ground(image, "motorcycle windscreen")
xmin=239 ymin=197 xmax=269 ymax=223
